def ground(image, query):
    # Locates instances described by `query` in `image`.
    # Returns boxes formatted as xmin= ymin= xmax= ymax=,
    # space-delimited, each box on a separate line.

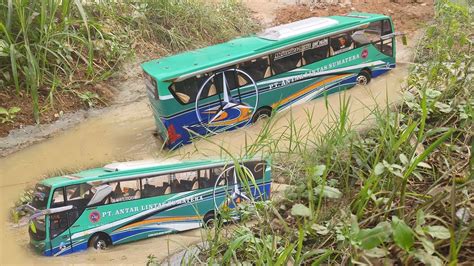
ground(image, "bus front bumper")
xmin=29 ymin=239 xmax=50 ymax=256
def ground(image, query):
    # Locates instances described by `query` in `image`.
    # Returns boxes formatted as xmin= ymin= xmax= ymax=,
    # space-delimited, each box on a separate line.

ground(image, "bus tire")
xmin=203 ymin=211 xmax=216 ymax=227
xmin=356 ymin=70 xmax=371 ymax=85
xmin=251 ymin=107 xmax=272 ymax=123
xmin=89 ymin=233 xmax=111 ymax=250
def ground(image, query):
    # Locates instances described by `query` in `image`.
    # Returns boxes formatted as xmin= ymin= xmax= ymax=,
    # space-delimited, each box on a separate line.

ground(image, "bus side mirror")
xmin=401 ymin=35 xmax=408 ymax=46
xmin=87 ymin=184 xmax=112 ymax=206
xmin=382 ymin=32 xmax=407 ymax=45
xmin=29 ymin=205 xmax=74 ymax=220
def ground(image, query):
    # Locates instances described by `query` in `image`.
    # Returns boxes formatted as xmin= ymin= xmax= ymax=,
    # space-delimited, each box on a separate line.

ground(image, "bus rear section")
xmin=143 ymin=71 xmax=170 ymax=143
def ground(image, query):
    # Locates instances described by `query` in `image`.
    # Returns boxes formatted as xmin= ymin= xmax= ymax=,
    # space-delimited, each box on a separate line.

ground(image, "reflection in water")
xmin=0 ymin=64 xmax=407 ymax=264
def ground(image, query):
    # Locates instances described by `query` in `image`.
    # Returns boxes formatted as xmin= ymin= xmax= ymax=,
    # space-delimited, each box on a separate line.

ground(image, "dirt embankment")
xmin=0 ymin=59 xmax=148 ymax=157
xmin=275 ymin=1 xmax=434 ymax=32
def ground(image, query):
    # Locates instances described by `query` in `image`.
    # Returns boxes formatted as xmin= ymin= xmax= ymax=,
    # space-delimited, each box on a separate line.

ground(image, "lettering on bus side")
xmin=101 ymin=195 xmax=204 ymax=218
xmin=268 ymin=53 xmax=360 ymax=91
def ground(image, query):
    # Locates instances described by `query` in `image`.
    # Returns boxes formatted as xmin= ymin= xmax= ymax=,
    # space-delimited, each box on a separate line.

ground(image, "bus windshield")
xmin=29 ymin=184 xmax=50 ymax=242
xmin=31 ymin=184 xmax=51 ymax=210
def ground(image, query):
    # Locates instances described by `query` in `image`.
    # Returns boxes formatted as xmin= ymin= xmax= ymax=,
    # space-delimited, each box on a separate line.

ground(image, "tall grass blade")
xmin=9 ymin=43 xmax=20 ymax=94
xmin=73 ymin=0 xmax=93 ymax=75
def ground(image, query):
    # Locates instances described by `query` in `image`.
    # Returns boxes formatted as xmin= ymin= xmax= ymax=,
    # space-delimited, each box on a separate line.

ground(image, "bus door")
xmin=49 ymin=208 xmax=78 ymax=256
xmin=352 ymin=19 xmax=394 ymax=58
xmin=380 ymin=19 xmax=394 ymax=57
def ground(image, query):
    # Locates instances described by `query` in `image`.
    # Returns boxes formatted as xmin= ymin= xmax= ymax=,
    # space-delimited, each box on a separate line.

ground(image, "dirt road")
xmin=0 ymin=1 xmax=421 ymax=264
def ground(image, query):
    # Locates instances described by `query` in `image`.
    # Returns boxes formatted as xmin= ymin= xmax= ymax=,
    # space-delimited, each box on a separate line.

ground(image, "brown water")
xmin=0 ymin=61 xmax=408 ymax=264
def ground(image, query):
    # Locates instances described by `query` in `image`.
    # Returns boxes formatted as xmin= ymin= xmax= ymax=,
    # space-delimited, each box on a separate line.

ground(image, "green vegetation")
xmin=178 ymin=1 xmax=473 ymax=264
xmin=75 ymin=90 xmax=104 ymax=108
xmin=10 ymin=187 xmax=33 ymax=223
xmin=0 ymin=106 xmax=20 ymax=123
xmin=0 ymin=0 xmax=258 ymax=123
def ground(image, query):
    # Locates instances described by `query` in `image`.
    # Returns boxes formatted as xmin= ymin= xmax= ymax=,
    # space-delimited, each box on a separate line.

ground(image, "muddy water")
xmin=0 ymin=59 xmax=409 ymax=264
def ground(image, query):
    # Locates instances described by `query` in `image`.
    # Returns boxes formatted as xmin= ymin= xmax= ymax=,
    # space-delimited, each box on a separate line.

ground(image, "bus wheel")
xmin=203 ymin=212 xmax=216 ymax=227
xmin=251 ymin=107 xmax=272 ymax=123
xmin=356 ymin=70 xmax=371 ymax=85
xmin=89 ymin=233 xmax=111 ymax=250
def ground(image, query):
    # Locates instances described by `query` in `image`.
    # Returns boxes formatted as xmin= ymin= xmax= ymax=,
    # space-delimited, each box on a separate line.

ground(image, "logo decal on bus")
xmin=89 ymin=211 xmax=101 ymax=223
xmin=361 ymin=49 xmax=368 ymax=58
xmin=195 ymin=69 xmax=259 ymax=134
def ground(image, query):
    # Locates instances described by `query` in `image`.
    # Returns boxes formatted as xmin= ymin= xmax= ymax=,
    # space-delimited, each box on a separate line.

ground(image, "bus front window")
xmin=28 ymin=184 xmax=51 ymax=242
xmin=31 ymin=184 xmax=51 ymax=210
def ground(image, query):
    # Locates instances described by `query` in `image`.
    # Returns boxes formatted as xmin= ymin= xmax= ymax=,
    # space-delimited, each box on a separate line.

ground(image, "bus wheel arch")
xmin=203 ymin=211 xmax=217 ymax=227
xmin=356 ymin=69 xmax=372 ymax=85
xmin=88 ymin=232 xmax=112 ymax=250
xmin=251 ymin=106 xmax=272 ymax=123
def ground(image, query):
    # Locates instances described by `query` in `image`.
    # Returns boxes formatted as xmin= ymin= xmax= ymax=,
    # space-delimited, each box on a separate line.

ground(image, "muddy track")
xmin=0 ymin=59 xmax=147 ymax=158
xmin=0 ymin=2 xmax=423 ymax=264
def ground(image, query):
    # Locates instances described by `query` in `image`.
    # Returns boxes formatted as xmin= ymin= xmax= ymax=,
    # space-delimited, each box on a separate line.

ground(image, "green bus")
xmin=25 ymin=158 xmax=271 ymax=256
xmin=142 ymin=12 xmax=400 ymax=149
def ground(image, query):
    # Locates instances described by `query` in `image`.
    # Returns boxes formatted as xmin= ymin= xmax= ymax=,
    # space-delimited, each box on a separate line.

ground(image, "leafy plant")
xmin=75 ymin=91 xmax=103 ymax=108
xmin=10 ymin=188 xmax=33 ymax=223
xmin=0 ymin=106 xmax=20 ymax=123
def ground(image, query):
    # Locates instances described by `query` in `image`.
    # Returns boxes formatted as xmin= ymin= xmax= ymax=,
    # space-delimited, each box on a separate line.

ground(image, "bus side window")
xmin=50 ymin=212 xmax=69 ymax=239
xmin=198 ymin=169 xmax=211 ymax=189
xmin=51 ymin=187 xmax=65 ymax=208
xmin=195 ymin=73 xmax=219 ymax=98
xmin=303 ymin=38 xmax=329 ymax=65
xmin=243 ymin=161 xmax=266 ymax=180
xmin=238 ymin=56 xmax=271 ymax=83
xmin=215 ymin=165 xmax=236 ymax=186
xmin=213 ymin=68 xmax=238 ymax=91
xmin=171 ymin=77 xmax=199 ymax=104
xmin=171 ymin=171 xmax=198 ymax=193
xmin=351 ymin=29 xmax=371 ymax=47
xmin=271 ymin=52 xmax=302 ymax=75
xmin=365 ymin=21 xmax=383 ymax=43
xmin=141 ymin=175 xmax=170 ymax=198
xmin=109 ymin=179 xmax=140 ymax=203
xmin=235 ymin=72 xmax=253 ymax=87
xmin=211 ymin=166 xmax=224 ymax=186
xmin=66 ymin=184 xmax=95 ymax=210
xmin=330 ymin=33 xmax=354 ymax=56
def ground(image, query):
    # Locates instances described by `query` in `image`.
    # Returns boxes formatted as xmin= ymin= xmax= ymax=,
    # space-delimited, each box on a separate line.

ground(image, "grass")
xmin=165 ymin=1 xmax=473 ymax=264
xmin=0 ymin=0 xmax=258 ymax=123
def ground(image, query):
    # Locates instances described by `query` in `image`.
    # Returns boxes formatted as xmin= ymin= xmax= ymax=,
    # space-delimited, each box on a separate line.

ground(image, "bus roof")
xmin=39 ymin=158 xmax=257 ymax=188
xmin=141 ymin=12 xmax=390 ymax=82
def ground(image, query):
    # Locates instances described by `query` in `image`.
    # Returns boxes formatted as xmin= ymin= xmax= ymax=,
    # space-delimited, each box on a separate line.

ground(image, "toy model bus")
xmin=142 ymin=13 xmax=399 ymax=149
xmin=25 ymin=158 xmax=271 ymax=256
